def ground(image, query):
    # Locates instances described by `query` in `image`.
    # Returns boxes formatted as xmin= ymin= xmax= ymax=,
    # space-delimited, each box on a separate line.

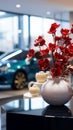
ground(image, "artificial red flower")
xmin=51 ymin=67 xmax=63 ymax=78
xmin=34 ymin=36 xmax=45 ymax=47
xmin=54 ymin=52 xmax=63 ymax=62
xmin=61 ymin=28 xmax=69 ymax=36
xmin=48 ymin=43 xmax=58 ymax=51
xmin=27 ymin=22 xmax=73 ymax=78
xmin=27 ymin=49 xmax=35 ymax=58
xmin=40 ymin=48 xmax=49 ymax=57
xmin=71 ymin=24 xmax=73 ymax=33
xmin=68 ymin=44 xmax=73 ymax=53
xmin=48 ymin=22 xmax=60 ymax=34
xmin=55 ymin=36 xmax=62 ymax=41
xmin=62 ymin=36 xmax=71 ymax=45
xmin=38 ymin=58 xmax=50 ymax=70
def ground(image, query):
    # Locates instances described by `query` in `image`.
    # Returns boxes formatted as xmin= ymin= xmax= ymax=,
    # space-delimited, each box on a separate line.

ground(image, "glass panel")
xmin=43 ymin=18 xmax=55 ymax=44
xmin=60 ymin=21 xmax=70 ymax=28
xmin=30 ymin=16 xmax=43 ymax=48
xmin=0 ymin=11 xmax=70 ymax=53
xmin=23 ymin=15 xmax=29 ymax=49
xmin=0 ymin=13 xmax=18 ymax=52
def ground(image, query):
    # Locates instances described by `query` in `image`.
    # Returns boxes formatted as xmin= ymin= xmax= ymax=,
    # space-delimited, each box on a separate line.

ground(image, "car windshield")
xmin=0 ymin=49 xmax=28 ymax=61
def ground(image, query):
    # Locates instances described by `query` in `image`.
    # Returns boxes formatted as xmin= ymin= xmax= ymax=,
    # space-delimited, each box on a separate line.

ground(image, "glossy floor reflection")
xmin=1 ymin=92 xmax=73 ymax=130
xmin=1 ymin=109 xmax=6 ymax=130
xmin=0 ymin=86 xmax=28 ymax=130
xmin=3 ymin=96 xmax=73 ymax=116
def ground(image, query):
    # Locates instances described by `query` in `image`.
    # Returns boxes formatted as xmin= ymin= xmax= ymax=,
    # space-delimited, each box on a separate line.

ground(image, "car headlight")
xmin=0 ymin=63 xmax=11 ymax=72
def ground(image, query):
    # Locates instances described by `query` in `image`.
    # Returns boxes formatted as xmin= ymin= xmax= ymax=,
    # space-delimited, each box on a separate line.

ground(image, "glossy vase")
xmin=41 ymin=77 xmax=73 ymax=106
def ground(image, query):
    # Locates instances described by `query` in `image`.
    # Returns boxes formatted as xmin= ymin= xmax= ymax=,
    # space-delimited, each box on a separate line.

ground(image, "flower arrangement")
xmin=27 ymin=22 xmax=73 ymax=78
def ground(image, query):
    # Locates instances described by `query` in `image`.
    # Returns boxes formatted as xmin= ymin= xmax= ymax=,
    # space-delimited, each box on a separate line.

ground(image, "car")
xmin=0 ymin=49 xmax=40 ymax=90
xmin=0 ymin=51 xmax=4 ymax=55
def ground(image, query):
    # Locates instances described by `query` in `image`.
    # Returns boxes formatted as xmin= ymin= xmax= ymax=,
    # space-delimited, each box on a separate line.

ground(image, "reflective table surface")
xmin=3 ymin=96 xmax=73 ymax=130
xmin=3 ymin=96 xmax=73 ymax=117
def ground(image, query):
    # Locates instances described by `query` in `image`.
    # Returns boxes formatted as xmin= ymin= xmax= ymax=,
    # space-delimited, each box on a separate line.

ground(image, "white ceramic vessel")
xmin=28 ymin=81 xmax=42 ymax=96
xmin=41 ymin=77 xmax=73 ymax=105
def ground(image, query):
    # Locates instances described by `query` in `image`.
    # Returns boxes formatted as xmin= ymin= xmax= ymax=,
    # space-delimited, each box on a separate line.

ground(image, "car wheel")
xmin=12 ymin=70 xmax=27 ymax=90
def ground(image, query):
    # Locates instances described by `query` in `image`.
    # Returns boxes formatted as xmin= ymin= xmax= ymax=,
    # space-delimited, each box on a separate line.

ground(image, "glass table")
xmin=2 ymin=96 xmax=73 ymax=130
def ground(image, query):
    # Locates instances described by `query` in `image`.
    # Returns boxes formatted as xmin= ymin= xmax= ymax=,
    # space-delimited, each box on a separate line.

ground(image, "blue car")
xmin=0 ymin=49 xmax=39 ymax=90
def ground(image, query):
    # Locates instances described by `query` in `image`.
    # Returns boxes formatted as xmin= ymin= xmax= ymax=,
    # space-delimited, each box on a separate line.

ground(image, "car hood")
xmin=0 ymin=60 xmax=18 ymax=66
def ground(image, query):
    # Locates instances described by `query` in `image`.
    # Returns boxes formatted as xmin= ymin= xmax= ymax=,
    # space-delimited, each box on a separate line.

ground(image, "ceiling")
xmin=0 ymin=0 xmax=73 ymax=20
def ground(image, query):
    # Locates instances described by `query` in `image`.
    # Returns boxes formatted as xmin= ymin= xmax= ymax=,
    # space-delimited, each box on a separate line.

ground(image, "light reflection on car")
xmin=0 ymin=49 xmax=39 ymax=90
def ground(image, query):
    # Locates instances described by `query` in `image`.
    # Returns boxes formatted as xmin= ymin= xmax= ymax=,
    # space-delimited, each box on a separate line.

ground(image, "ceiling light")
xmin=16 ymin=4 xmax=21 ymax=8
xmin=46 ymin=11 xmax=51 ymax=15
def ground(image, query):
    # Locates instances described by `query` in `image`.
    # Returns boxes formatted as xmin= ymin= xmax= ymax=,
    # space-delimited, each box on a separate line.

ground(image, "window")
xmin=0 ymin=13 xmax=18 ymax=52
xmin=0 ymin=11 xmax=70 ymax=52
xmin=30 ymin=16 xmax=43 ymax=48
xmin=23 ymin=15 xmax=29 ymax=49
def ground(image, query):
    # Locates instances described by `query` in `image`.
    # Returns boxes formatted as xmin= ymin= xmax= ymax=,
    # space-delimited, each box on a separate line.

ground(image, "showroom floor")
xmin=0 ymin=85 xmax=28 ymax=130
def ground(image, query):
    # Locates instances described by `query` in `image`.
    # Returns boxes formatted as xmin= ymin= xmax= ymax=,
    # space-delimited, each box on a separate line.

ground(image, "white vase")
xmin=41 ymin=77 xmax=73 ymax=106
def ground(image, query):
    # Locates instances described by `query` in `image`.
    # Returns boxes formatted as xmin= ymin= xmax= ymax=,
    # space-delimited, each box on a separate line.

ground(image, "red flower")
xmin=34 ymin=36 xmax=45 ymax=47
xmin=51 ymin=67 xmax=63 ymax=78
xmin=61 ymin=28 xmax=69 ymax=36
xmin=48 ymin=23 xmax=60 ymax=34
xmin=40 ymin=48 xmax=49 ymax=57
xmin=63 ymin=36 xmax=72 ymax=45
xmin=55 ymin=36 xmax=62 ymax=41
xmin=68 ymin=44 xmax=73 ymax=57
xmin=54 ymin=52 xmax=63 ymax=62
xmin=71 ymin=24 xmax=73 ymax=33
xmin=48 ymin=43 xmax=58 ymax=51
xmin=38 ymin=58 xmax=50 ymax=70
xmin=68 ymin=44 xmax=73 ymax=53
xmin=27 ymin=49 xmax=35 ymax=58
xmin=27 ymin=22 xmax=73 ymax=78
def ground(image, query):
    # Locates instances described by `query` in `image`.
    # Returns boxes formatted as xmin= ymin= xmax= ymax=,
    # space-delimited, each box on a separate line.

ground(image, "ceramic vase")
xmin=41 ymin=77 xmax=73 ymax=106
